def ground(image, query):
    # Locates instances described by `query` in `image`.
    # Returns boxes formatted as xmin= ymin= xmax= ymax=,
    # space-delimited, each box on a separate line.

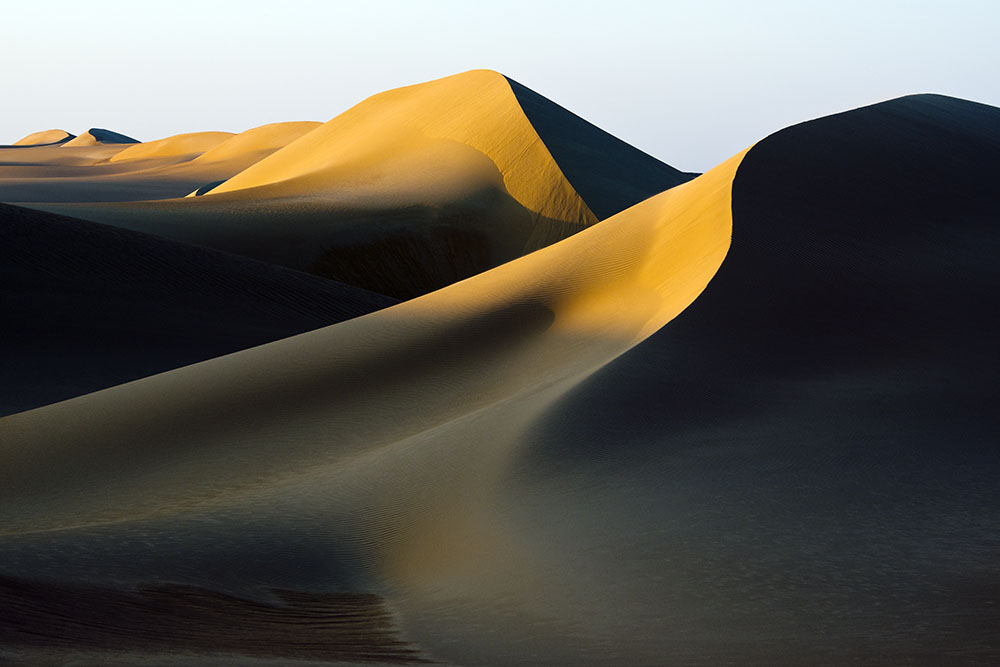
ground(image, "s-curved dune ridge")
xmin=1 ymin=72 xmax=998 ymax=666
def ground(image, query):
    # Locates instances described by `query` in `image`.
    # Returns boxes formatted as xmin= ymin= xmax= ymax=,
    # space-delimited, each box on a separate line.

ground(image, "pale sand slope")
xmin=0 ymin=202 xmax=396 ymax=416
xmin=0 ymin=139 xmax=744 ymax=664
xmin=107 ymin=131 xmax=235 ymax=162
xmin=192 ymin=121 xmax=323 ymax=164
xmin=0 ymin=124 xmax=317 ymax=203
xmin=10 ymin=129 xmax=74 ymax=146
xmin=31 ymin=70 xmax=692 ymax=298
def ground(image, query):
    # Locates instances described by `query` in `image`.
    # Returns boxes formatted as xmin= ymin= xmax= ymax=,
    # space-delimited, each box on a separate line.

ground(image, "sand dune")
xmin=0 ymin=123 xmax=321 ymax=203
xmin=193 ymin=121 xmax=322 ymax=164
xmin=107 ymin=131 xmax=235 ymax=162
xmin=1 ymin=77 xmax=997 ymax=666
xmin=62 ymin=128 xmax=139 ymax=146
xmin=11 ymin=129 xmax=74 ymax=146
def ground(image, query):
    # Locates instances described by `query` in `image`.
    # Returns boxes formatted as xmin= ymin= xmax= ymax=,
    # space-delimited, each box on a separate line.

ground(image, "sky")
xmin=2 ymin=0 xmax=997 ymax=171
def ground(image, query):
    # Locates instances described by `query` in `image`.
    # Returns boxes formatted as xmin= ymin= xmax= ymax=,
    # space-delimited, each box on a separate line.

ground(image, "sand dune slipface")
xmin=1 ymin=78 xmax=998 ymax=665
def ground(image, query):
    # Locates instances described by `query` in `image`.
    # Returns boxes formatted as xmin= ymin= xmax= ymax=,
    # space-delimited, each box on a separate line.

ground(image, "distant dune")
xmin=11 ymin=129 xmax=74 ymax=146
xmin=0 ymin=122 xmax=321 ymax=203
xmin=30 ymin=70 xmax=693 ymax=298
xmin=0 ymin=74 xmax=997 ymax=666
xmin=62 ymin=128 xmax=139 ymax=146
xmin=108 ymin=131 xmax=235 ymax=162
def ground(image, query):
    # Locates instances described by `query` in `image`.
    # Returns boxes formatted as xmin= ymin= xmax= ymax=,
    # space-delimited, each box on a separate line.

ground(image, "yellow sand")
xmin=12 ymin=129 xmax=73 ymax=146
xmin=194 ymin=121 xmax=321 ymax=162
xmin=208 ymin=70 xmax=597 ymax=227
xmin=108 ymin=132 xmax=235 ymax=162
xmin=62 ymin=131 xmax=110 ymax=147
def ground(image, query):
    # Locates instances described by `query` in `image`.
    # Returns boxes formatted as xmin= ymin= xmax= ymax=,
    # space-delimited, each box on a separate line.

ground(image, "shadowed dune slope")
xmin=11 ymin=129 xmax=74 ymax=146
xmin=0 ymin=202 xmax=396 ymax=416
xmin=505 ymin=76 xmax=697 ymax=219
xmin=107 ymin=131 xmax=235 ymax=162
xmin=62 ymin=128 xmax=139 ymax=146
xmin=509 ymin=93 xmax=1000 ymax=664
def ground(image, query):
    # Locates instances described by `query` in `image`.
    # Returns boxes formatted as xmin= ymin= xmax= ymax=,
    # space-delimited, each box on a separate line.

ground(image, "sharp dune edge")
xmin=1 ymin=71 xmax=998 ymax=666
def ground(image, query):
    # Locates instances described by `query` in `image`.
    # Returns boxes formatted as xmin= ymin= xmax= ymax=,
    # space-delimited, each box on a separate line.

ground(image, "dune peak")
xmin=62 ymin=128 xmax=139 ymax=147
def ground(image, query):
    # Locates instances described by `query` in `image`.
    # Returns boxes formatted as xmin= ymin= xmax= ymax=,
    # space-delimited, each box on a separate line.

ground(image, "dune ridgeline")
xmin=1 ymin=72 xmax=997 ymax=666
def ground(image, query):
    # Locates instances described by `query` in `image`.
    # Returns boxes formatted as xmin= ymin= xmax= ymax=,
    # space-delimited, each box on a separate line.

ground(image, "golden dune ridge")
xmin=192 ymin=121 xmax=322 ymax=163
xmin=204 ymin=70 xmax=596 ymax=227
xmin=0 ymin=147 xmax=743 ymax=532
xmin=11 ymin=129 xmax=74 ymax=146
xmin=107 ymin=131 xmax=235 ymax=163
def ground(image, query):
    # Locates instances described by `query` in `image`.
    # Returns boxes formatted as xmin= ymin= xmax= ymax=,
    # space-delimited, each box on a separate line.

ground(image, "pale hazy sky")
xmin=3 ymin=0 xmax=997 ymax=171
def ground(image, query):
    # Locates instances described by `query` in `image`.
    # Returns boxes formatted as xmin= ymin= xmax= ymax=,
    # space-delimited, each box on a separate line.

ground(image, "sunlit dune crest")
xmin=11 ymin=129 xmax=74 ymax=146
xmin=205 ymin=70 xmax=597 ymax=227
xmin=108 ymin=131 xmax=235 ymax=162
xmin=193 ymin=121 xmax=323 ymax=163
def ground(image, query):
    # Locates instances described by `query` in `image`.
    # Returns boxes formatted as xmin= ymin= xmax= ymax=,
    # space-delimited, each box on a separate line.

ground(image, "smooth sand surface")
xmin=11 ymin=129 xmax=74 ymax=146
xmin=107 ymin=131 xmax=235 ymax=162
xmin=1 ymin=78 xmax=997 ymax=665
xmin=0 ymin=202 xmax=395 ymax=416
xmin=193 ymin=121 xmax=322 ymax=164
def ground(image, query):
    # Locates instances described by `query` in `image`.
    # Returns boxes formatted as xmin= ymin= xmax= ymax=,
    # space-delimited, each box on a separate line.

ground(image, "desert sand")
xmin=10 ymin=129 xmax=74 ymax=146
xmin=0 ymin=72 xmax=997 ymax=665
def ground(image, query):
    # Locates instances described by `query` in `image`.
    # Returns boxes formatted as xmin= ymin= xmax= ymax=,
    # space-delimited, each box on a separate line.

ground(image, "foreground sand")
xmin=0 ymin=73 xmax=998 ymax=665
